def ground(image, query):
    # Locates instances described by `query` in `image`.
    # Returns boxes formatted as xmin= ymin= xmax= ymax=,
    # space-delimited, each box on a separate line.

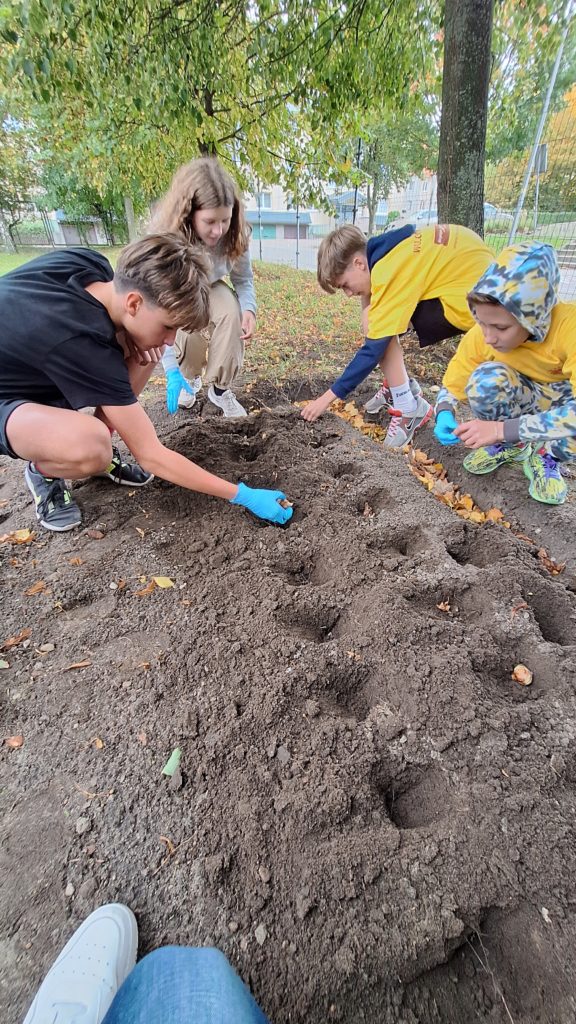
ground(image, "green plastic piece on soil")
xmin=162 ymin=747 xmax=182 ymax=777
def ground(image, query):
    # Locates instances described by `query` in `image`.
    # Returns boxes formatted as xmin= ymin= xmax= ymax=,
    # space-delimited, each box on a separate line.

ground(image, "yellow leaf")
xmin=485 ymin=507 xmax=504 ymax=522
xmin=0 ymin=529 xmax=35 ymax=545
xmin=152 ymin=576 xmax=174 ymax=589
xmin=25 ymin=580 xmax=47 ymax=596
xmin=91 ymin=736 xmax=104 ymax=749
xmin=459 ymin=494 xmax=474 ymax=511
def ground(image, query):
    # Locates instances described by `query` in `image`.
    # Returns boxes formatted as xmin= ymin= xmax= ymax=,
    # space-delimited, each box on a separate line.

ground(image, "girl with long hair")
xmin=153 ymin=158 xmax=256 ymax=417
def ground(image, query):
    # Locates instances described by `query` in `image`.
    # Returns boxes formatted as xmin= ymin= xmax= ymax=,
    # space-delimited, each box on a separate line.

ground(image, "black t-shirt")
xmin=0 ymin=248 xmax=136 ymax=409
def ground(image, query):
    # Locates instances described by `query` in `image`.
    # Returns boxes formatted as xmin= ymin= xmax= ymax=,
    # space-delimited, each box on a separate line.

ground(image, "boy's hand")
xmin=241 ymin=311 xmax=256 ymax=341
xmin=300 ymin=390 xmax=336 ymax=423
xmin=166 ymin=367 xmax=194 ymax=415
xmin=434 ymin=409 xmax=461 ymax=446
xmin=230 ymin=482 xmax=293 ymax=524
xmin=454 ymin=419 xmax=504 ymax=449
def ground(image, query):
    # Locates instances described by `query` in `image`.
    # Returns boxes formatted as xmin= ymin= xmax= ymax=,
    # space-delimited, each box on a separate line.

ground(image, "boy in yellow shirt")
xmin=434 ymin=242 xmax=576 ymax=505
xmin=301 ymin=223 xmax=493 ymax=447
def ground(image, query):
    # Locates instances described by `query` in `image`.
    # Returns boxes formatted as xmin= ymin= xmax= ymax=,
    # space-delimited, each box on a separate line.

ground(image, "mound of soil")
xmin=2 ymin=394 xmax=576 ymax=1023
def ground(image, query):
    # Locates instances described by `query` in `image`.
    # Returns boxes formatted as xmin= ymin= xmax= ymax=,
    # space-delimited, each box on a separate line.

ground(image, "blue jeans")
xmin=102 ymin=947 xmax=271 ymax=1024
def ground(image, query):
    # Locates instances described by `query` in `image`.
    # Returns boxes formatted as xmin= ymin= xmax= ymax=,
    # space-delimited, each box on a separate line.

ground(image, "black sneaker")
xmin=25 ymin=463 xmax=82 ymax=532
xmin=97 ymin=446 xmax=153 ymax=487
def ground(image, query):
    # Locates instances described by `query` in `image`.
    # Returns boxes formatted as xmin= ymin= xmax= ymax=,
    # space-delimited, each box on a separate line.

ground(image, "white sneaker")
xmin=177 ymin=375 xmax=202 ymax=410
xmin=383 ymin=395 xmax=433 ymax=448
xmin=207 ymin=384 xmax=247 ymax=418
xmin=364 ymin=377 xmax=422 ymax=415
xmin=23 ymin=903 xmax=138 ymax=1024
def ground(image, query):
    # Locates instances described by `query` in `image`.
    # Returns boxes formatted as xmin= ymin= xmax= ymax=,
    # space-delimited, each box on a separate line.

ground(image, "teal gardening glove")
xmin=230 ymin=482 xmax=293 ymax=525
xmin=434 ymin=409 xmax=461 ymax=446
xmin=166 ymin=367 xmax=195 ymax=415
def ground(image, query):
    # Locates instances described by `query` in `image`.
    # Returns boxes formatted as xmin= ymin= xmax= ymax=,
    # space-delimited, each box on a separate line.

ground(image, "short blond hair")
xmin=317 ymin=224 xmax=367 ymax=293
xmin=115 ymin=233 xmax=211 ymax=333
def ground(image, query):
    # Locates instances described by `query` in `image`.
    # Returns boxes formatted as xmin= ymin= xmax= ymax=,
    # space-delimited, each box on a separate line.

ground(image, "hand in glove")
xmin=230 ymin=482 xmax=293 ymax=524
xmin=166 ymin=367 xmax=195 ymax=415
xmin=434 ymin=409 xmax=461 ymax=446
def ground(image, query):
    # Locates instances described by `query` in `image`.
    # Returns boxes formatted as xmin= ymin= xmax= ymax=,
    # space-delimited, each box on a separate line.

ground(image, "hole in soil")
xmin=370 ymin=525 xmax=429 ymax=557
xmin=279 ymin=603 xmax=340 ymax=643
xmin=270 ymin=557 xmax=313 ymax=587
xmin=381 ymin=766 xmax=454 ymax=829
xmin=353 ymin=487 xmax=391 ymax=516
xmin=445 ymin=532 xmax=471 ymax=566
xmin=330 ymin=460 xmax=359 ymax=479
xmin=528 ymin=587 xmax=576 ymax=647
xmin=312 ymin=660 xmax=372 ymax=721
xmin=229 ymin=438 xmax=268 ymax=463
xmin=0 ymin=511 xmax=10 ymax=525
xmin=470 ymin=648 xmax=544 ymax=701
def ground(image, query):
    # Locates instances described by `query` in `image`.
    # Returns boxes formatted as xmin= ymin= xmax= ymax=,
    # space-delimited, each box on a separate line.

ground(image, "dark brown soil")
xmin=2 ymin=387 xmax=576 ymax=1023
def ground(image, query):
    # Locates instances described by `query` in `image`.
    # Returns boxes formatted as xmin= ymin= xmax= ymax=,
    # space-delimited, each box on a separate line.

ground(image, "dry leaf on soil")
xmin=135 ymin=580 xmax=156 ymax=596
xmin=25 ymin=580 xmax=47 ymax=596
xmin=1 ymin=628 xmax=31 ymax=651
xmin=69 ymin=557 xmax=83 ymax=566
xmin=91 ymin=736 xmax=104 ymax=749
xmin=0 ymin=529 xmax=35 ymax=545
xmin=64 ymin=658 xmax=92 ymax=671
xmin=152 ymin=576 xmax=174 ymax=589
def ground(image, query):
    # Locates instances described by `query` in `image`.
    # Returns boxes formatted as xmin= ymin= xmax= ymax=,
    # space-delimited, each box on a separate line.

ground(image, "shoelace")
xmin=538 ymin=451 xmax=560 ymax=478
xmin=38 ymin=478 xmax=69 ymax=517
xmin=386 ymin=411 xmax=402 ymax=436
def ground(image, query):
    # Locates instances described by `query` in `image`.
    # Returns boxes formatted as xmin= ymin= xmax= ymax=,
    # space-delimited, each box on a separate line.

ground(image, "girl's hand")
xmin=454 ymin=419 xmax=504 ymax=449
xmin=241 ymin=311 xmax=256 ymax=341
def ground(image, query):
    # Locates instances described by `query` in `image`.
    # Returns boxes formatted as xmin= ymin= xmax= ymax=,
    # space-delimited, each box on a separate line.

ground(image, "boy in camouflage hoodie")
xmin=434 ymin=242 xmax=576 ymax=505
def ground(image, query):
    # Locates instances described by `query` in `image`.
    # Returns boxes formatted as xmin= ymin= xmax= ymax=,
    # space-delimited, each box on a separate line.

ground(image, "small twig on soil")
xmin=466 ymin=933 xmax=516 ymax=1024
xmin=74 ymin=783 xmax=114 ymax=801
xmin=151 ymin=835 xmax=195 ymax=877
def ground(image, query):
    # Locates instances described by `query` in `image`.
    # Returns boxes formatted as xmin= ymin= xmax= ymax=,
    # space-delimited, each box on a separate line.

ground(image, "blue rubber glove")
xmin=166 ymin=367 xmax=194 ymax=415
xmin=434 ymin=409 xmax=461 ymax=446
xmin=230 ymin=482 xmax=293 ymax=525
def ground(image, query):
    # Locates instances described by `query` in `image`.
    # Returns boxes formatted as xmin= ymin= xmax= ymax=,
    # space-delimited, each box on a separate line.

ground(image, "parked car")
xmin=412 ymin=204 xmax=513 ymax=227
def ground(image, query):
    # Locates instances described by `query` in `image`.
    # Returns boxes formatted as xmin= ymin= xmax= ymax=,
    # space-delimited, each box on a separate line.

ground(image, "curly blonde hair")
xmin=152 ymin=158 xmax=250 ymax=262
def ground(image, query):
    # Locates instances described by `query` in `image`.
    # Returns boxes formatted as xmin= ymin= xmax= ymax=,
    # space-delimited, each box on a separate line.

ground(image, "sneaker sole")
xmin=98 ymin=472 xmax=154 ymax=487
xmin=523 ymin=460 xmax=567 ymax=505
xmin=24 ymin=466 xmax=82 ymax=531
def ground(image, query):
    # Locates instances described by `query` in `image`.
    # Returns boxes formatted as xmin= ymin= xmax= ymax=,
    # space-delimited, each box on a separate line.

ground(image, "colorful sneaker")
xmin=364 ymin=377 xmax=422 ymax=415
xmin=97 ymin=446 xmax=153 ymax=487
xmin=383 ymin=395 xmax=433 ymax=448
xmin=25 ymin=463 xmax=82 ymax=532
xmin=463 ymin=442 xmax=530 ymax=475
xmin=523 ymin=447 xmax=568 ymax=505
xmin=178 ymin=374 xmax=203 ymax=410
xmin=207 ymin=384 xmax=247 ymax=418
xmin=22 ymin=903 xmax=138 ymax=1024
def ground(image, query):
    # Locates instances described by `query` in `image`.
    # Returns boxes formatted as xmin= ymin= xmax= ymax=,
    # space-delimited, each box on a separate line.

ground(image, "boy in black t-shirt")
xmin=0 ymin=235 xmax=293 ymax=529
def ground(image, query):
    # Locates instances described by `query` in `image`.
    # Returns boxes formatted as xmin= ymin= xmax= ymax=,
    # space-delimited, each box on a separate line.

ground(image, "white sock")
xmin=390 ymin=382 xmax=417 ymax=415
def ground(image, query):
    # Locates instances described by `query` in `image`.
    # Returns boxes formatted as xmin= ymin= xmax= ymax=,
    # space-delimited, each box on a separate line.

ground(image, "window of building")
xmin=257 ymin=192 xmax=272 ymax=209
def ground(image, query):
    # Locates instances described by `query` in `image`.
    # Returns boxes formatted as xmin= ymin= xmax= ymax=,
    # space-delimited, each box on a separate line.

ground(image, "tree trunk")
xmin=0 ymin=210 xmax=17 ymax=253
xmin=437 ymin=0 xmax=494 ymax=236
xmin=123 ymin=196 xmax=137 ymax=242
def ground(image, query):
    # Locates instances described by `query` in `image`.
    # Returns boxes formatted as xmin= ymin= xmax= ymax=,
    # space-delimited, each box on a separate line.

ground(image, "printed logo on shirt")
xmin=434 ymin=224 xmax=450 ymax=246
xmin=413 ymin=232 xmax=422 ymax=253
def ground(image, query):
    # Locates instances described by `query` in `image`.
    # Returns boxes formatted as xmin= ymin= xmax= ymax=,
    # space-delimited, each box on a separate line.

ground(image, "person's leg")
xmin=102 ymin=947 xmax=270 ymax=1024
xmin=379 ymin=338 xmax=432 ymax=447
xmin=517 ymin=379 xmax=574 ymax=505
xmin=462 ymin=362 xmax=535 ymax=476
xmin=6 ymin=403 xmax=113 ymax=531
xmin=203 ymin=282 xmax=247 ymax=417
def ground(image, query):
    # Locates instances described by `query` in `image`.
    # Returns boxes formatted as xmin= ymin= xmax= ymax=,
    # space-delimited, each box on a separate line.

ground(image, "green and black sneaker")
xmin=97 ymin=446 xmax=153 ymax=487
xmin=25 ymin=463 xmax=82 ymax=532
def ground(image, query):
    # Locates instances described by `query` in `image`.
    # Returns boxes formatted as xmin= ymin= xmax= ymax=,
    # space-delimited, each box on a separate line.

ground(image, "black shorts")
xmin=410 ymin=298 xmax=462 ymax=348
xmin=0 ymin=399 xmax=28 ymax=459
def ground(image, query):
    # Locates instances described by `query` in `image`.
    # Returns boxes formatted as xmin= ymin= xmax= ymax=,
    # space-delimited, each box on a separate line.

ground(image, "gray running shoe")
xmin=364 ymin=377 xmax=422 ymax=415
xmin=383 ymin=395 xmax=433 ymax=448
xmin=25 ymin=463 xmax=82 ymax=532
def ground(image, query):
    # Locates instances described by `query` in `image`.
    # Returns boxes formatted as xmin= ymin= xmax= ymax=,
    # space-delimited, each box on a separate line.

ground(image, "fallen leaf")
xmin=152 ymin=576 xmax=174 ymax=589
xmin=0 ymin=529 xmax=35 ymax=545
xmin=162 ymin=747 xmax=181 ymax=777
xmin=137 ymin=730 xmax=148 ymax=745
xmin=159 ymin=835 xmax=176 ymax=856
xmin=68 ymin=557 xmax=83 ymax=566
xmin=84 ymin=529 xmax=105 ymax=540
xmin=64 ymin=658 xmax=92 ymax=671
xmin=138 ymin=661 xmax=151 ymax=670
xmin=91 ymin=736 xmax=104 ymax=750
xmin=25 ymin=580 xmax=47 ymax=596
xmin=512 ymin=663 xmax=533 ymax=687
xmin=485 ymin=507 xmax=504 ymax=522
xmin=537 ymin=547 xmax=565 ymax=576
xmin=1 ymin=628 xmax=32 ymax=651
xmin=135 ymin=580 xmax=156 ymax=596
xmin=135 ymin=527 xmax=145 ymax=539
xmin=511 ymin=601 xmax=529 ymax=617
xmin=4 ymin=735 xmax=23 ymax=749
xmin=436 ymin=600 xmax=451 ymax=613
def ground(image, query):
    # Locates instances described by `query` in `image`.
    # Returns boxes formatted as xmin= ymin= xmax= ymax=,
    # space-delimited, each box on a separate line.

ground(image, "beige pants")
xmin=174 ymin=280 xmax=244 ymax=390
